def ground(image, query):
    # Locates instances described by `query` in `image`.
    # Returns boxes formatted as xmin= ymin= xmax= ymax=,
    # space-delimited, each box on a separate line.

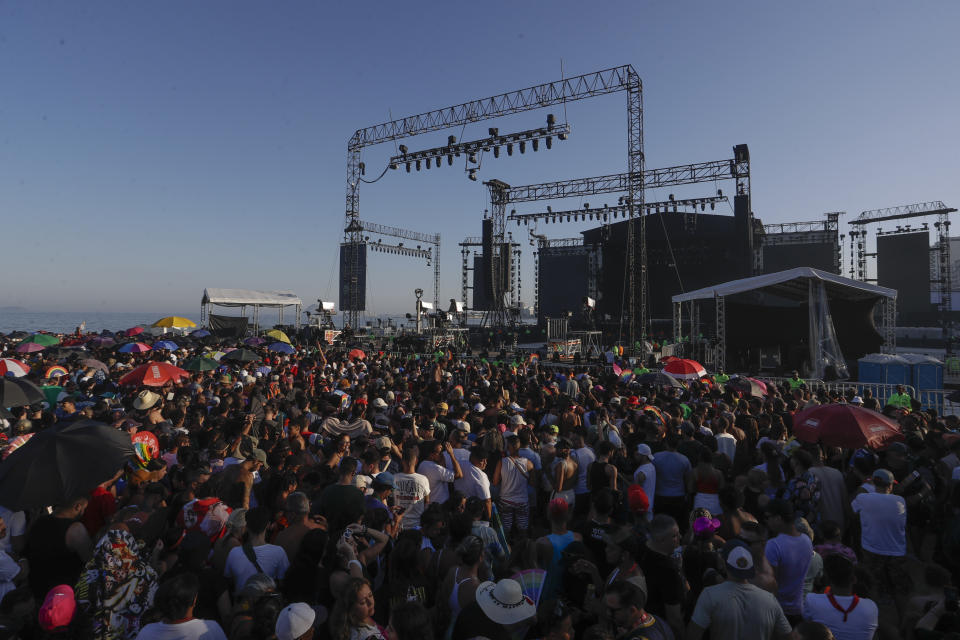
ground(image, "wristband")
xmin=348 ymin=559 xmax=363 ymax=571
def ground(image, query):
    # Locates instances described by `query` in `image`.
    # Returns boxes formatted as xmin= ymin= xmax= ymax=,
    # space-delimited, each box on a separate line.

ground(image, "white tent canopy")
xmin=201 ymin=288 xmax=302 ymax=332
xmin=672 ymin=267 xmax=896 ymax=304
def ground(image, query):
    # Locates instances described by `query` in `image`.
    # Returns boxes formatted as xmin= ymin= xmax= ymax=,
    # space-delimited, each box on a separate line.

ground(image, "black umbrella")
xmin=221 ymin=348 xmax=260 ymax=363
xmin=636 ymin=371 xmax=684 ymax=388
xmin=727 ymin=376 xmax=767 ymax=398
xmin=0 ymin=378 xmax=45 ymax=408
xmin=0 ymin=420 xmax=134 ymax=510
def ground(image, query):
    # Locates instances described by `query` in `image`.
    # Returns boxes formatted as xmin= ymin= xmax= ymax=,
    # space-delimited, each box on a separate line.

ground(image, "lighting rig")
xmin=344 ymin=218 xmax=441 ymax=311
xmin=849 ymin=201 xmax=957 ymax=353
xmin=508 ymin=194 xmax=728 ymax=225
xmin=389 ymin=117 xmax=571 ymax=181
xmin=341 ymin=65 xmax=644 ymax=337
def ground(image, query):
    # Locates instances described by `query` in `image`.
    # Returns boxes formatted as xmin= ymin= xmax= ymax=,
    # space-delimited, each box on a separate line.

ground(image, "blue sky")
xmin=2 ymin=1 xmax=958 ymax=316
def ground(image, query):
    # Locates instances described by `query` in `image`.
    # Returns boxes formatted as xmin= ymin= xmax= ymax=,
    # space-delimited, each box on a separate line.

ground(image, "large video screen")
xmin=538 ymin=249 xmax=589 ymax=320
xmin=877 ymin=232 xmax=930 ymax=316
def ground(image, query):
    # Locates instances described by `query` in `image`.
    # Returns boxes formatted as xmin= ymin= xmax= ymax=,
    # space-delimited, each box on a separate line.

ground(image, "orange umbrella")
xmin=348 ymin=348 xmax=366 ymax=361
xmin=118 ymin=362 xmax=189 ymax=387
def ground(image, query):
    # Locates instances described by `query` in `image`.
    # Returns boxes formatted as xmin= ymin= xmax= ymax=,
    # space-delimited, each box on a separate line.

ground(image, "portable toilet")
xmin=857 ymin=353 xmax=911 ymax=385
xmin=900 ymin=353 xmax=944 ymax=391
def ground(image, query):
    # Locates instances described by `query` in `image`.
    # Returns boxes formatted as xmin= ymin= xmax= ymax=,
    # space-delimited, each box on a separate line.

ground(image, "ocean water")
xmin=0 ymin=310 xmax=199 ymax=335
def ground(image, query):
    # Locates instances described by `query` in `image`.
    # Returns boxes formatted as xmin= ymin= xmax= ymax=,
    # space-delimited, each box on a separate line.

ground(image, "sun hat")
xmin=851 ymin=396 xmax=864 ymax=405
xmin=133 ymin=390 xmax=161 ymax=411
xmin=475 ymin=579 xmax=536 ymax=625
xmin=275 ymin=602 xmax=316 ymax=640
xmin=723 ymin=540 xmax=756 ymax=579
xmin=38 ymin=585 xmax=76 ymax=631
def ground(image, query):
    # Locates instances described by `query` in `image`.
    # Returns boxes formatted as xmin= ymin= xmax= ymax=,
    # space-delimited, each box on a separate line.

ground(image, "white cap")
xmin=851 ymin=396 xmax=863 ymax=405
xmin=455 ymin=420 xmax=471 ymax=433
xmin=636 ymin=443 xmax=652 ymax=457
xmin=509 ymin=415 xmax=525 ymax=426
xmin=275 ymin=603 xmax=315 ymax=640
xmin=473 ymin=402 xmax=486 ymax=413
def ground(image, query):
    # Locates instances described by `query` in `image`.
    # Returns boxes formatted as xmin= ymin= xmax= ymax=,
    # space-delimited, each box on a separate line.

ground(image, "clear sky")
xmin=2 ymin=1 xmax=958 ymax=316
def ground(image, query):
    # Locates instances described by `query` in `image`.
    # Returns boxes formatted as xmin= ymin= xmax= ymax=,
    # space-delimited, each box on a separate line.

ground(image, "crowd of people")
xmin=1 ymin=328 xmax=960 ymax=640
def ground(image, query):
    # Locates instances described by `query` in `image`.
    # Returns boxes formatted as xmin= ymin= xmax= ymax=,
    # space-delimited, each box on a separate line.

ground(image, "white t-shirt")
xmin=224 ymin=544 xmax=290 ymax=593
xmin=804 ymin=592 xmax=879 ymax=640
xmin=633 ymin=462 xmax=657 ymax=521
xmin=0 ymin=507 xmax=26 ymax=554
xmin=571 ymin=447 xmax=596 ymax=494
xmin=851 ymin=492 xmax=907 ymax=556
xmin=443 ymin=448 xmax=472 ymax=476
xmin=394 ymin=472 xmax=431 ymax=529
xmin=455 ymin=462 xmax=491 ymax=501
xmin=417 ymin=460 xmax=456 ymax=504
xmin=500 ymin=455 xmax=533 ymax=503
xmin=136 ymin=619 xmax=228 ymax=640
xmin=715 ymin=432 xmax=737 ymax=461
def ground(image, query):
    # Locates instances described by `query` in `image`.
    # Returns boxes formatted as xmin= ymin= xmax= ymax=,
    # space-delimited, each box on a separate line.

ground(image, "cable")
xmin=359 ymin=163 xmax=390 ymax=184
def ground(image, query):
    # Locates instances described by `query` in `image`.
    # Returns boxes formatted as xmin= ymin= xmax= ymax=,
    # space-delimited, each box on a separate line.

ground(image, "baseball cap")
xmin=375 ymin=436 xmax=392 ymax=451
xmin=636 ymin=443 xmax=652 ymax=457
xmin=723 ymin=540 xmax=756 ymax=579
xmin=545 ymin=425 xmax=559 ymax=434
xmin=372 ymin=397 xmax=388 ymax=410
xmin=509 ymin=415 xmax=525 ymax=426
xmin=373 ymin=472 xmax=396 ymax=488
xmin=455 ymin=420 xmax=471 ymax=433
xmin=38 ymin=585 xmax=76 ymax=631
xmin=609 ymin=396 xmax=621 ymax=406
xmin=872 ymin=469 xmax=896 ymax=486
xmin=437 ymin=401 xmax=449 ymax=411
xmin=473 ymin=402 xmax=486 ymax=413
xmin=275 ymin=602 xmax=316 ymax=640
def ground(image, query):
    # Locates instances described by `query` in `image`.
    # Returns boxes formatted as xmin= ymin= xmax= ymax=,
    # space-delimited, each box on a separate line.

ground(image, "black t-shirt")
xmin=639 ymin=546 xmax=684 ymax=619
xmin=579 ymin=519 xmax=616 ymax=577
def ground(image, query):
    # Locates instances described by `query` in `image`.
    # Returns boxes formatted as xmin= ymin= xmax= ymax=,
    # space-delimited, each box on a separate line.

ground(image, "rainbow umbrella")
xmin=44 ymin=365 xmax=70 ymax=380
xmin=14 ymin=343 xmax=45 ymax=354
xmin=510 ymin=569 xmax=547 ymax=606
xmin=619 ymin=369 xmax=634 ymax=383
xmin=117 ymin=342 xmax=151 ymax=353
xmin=0 ymin=359 xmax=30 ymax=378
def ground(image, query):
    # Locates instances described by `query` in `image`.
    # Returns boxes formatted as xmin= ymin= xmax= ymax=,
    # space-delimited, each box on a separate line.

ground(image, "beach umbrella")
xmin=663 ymin=358 xmax=707 ymax=380
xmin=190 ymin=329 xmax=211 ymax=338
xmin=793 ymin=404 xmax=904 ymax=449
xmin=118 ymin=342 xmax=151 ymax=354
xmin=87 ymin=336 xmax=115 ymax=347
xmin=244 ymin=337 xmax=266 ymax=346
xmin=40 ymin=385 xmax=62 ymax=407
xmin=348 ymin=348 xmax=366 ymax=361
xmin=182 ymin=356 xmax=219 ymax=372
xmin=118 ymin=362 xmax=190 ymax=387
xmin=152 ymin=316 xmax=196 ymax=329
xmin=636 ymin=371 xmax=684 ymax=389
xmin=268 ymin=342 xmax=296 ymax=355
xmin=60 ymin=338 xmax=84 ymax=347
xmin=20 ymin=334 xmax=60 ymax=347
xmin=2 ymin=433 xmax=34 ymax=460
xmin=256 ymin=365 xmax=272 ymax=376
xmin=80 ymin=358 xmax=109 ymax=372
xmin=0 ymin=359 xmax=29 ymax=378
xmin=44 ymin=365 xmax=70 ymax=380
xmin=221 ymin=349 xmax=259 ymax=363
xmin=14 ymin=342 xmax=44 ymax=354
xmin=727 ymin=376 xmax=768 ymax=397
xmin=153 ymin=340 xmax=179 ymax=351
xmin=0 ymin=419 xmax=134 ymax=510
xmin=263 ymin=329 xmax=290 ymax=344
xmin=0 ymin=378 xmax=45 ymax=408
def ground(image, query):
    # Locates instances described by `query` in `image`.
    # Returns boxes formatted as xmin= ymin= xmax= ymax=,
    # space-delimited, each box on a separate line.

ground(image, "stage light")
xmin=604 ymin=213 xmax=609 ymax=222
xmin=532 ymin=139 xmax=539 ymax=151
xmin=406 ymin=162 xmax=411 ymax=173
xmin=547 ymin=205 xmax=553 ymax=213
xmin=710 ymin=202 xmax=715 ymax=210
xmin=558 ymin=132 xmax=568 ymax=141
xmin=493 ymin=146 xmax=500 ymax=158
xmin=545 ymin=137 xmax=552 ymax=149
xmin=547 ymin=113 xmax=556 ymax=129
xmin=507 ymin=143 xmax=513 ymax=156
xmin=416 ymin=160 xmax=421 ymax=171
xmin=468 ymin=170 xmax=477 ymax=181
xmin=399 ymin=144 xmax=408 ymax=155
xmin=468 ymin=154 xmax=477 ymax=163
xmin=669 ymin=193 xmax=674 ymax=201
xmin=519 ymin=141 xmax=526 ymax=153
xmin=426 ymin=157 xmax=431 ymax=169
xmin=701 ymin=202 xmax=706 ymax=211
xmin=584 ymin=203 xmax=590 ymax=209
xmin=447 ymin=154 xmax=453 ymax=166
xmin=358 ymin=162 xmax=366 ymax=176
xmin=672 ymin=203 xmax=678 ymax=213
xmin=566 ymin=215 xmax=571 ymax=222
xmin=448 ymin=135 xmax=457 ymax=146
xmin=717 ymin=189 xmax=723 ymax=197
xmin=389 ymin=163 xmax=398 ymax=170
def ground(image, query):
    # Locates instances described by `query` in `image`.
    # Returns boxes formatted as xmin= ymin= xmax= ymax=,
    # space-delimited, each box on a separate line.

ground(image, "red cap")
xmin=39 ymin=585 xmax=76 ymax=631
xmin=627 ymin=396 xmax=641 ymax=407
xmin=628 ymin=484 xmax=650 ymax=514
xmin=548 ymin=497 xmax=569 ymax=517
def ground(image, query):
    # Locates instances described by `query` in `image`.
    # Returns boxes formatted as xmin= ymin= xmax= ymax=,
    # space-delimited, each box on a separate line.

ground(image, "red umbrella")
xmin=125 ymin=327 xmax=144 ymax=337
xmin=792 ymin=404 xmax=904 ymax=449
xmin=118 ymin=362 xmax=189 ymax=387
xmin=348 ymin=348 xmax=366 ymax=361
xmin=0 ymin=359 xmax=30 ymax=378
xmin=663 ymin=358 xmax=707 ymax=380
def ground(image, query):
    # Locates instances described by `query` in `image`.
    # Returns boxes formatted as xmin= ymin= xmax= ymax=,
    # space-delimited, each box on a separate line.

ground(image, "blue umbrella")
xmin=256 ymin=365 xmax=272 ymax=375
xmin=153 ymin=340 xmax=179 ymax=350
xmin=245 ymin=337 xmax=266 ymax=346
xmin=190 ymin=329 xmax=211 ymax=338
xmin=268 ymin=342 xmax=295 ymax=354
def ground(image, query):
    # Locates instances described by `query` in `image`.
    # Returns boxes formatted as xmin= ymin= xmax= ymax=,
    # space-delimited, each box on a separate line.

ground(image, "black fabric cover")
xmin=208 ymin=314 xmax=248 ymax=338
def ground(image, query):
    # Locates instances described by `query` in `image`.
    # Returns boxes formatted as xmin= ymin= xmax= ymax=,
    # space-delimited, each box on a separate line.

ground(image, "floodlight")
xmin=398 ymin=144 xmax=408 ymax=154
xmin=321 ymin=301 xmax=336 ymax=312
xmin=519 ymin=141 xmax=526 ymax=154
